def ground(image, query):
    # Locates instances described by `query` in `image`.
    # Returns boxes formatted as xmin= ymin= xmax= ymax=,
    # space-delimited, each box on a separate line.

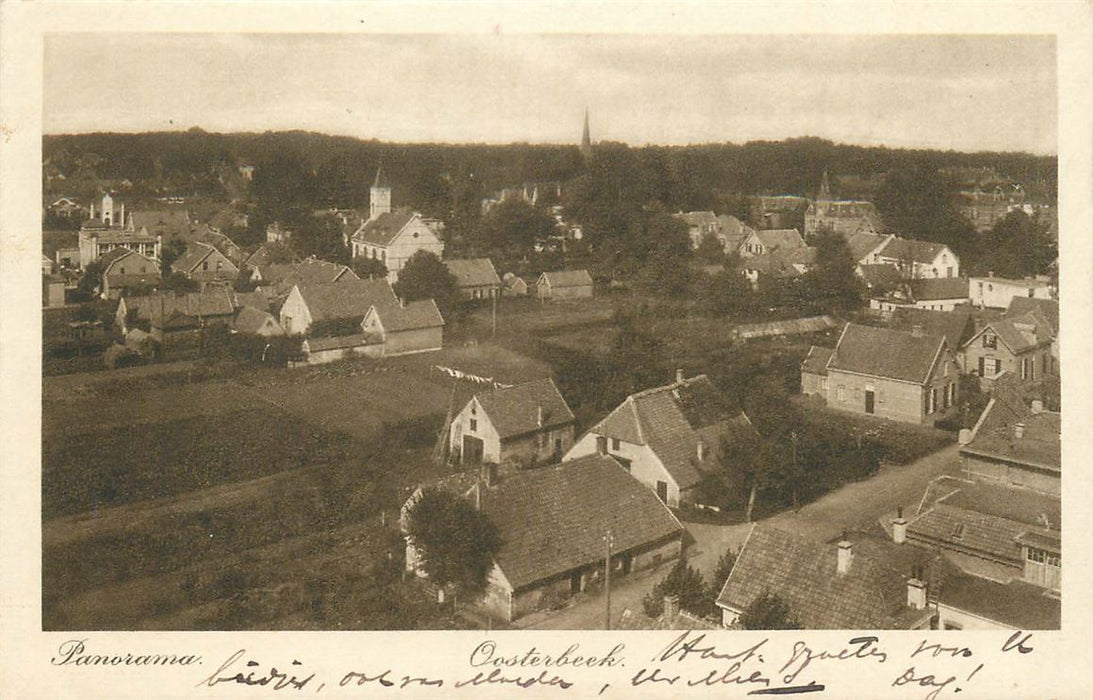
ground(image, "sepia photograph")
xmin=36 ymin=30 xmax=1065 ymax=636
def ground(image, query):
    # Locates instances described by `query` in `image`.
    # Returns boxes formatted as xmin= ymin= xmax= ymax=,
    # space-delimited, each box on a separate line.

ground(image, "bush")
xmin=739 ymin=591 xmax=801 ymax=630
xmin=641 ymin=561 xmax=717 ymax=619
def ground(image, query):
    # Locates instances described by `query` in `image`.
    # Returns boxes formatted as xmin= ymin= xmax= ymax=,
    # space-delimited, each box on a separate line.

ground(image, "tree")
xmin=804 ymin=227 xmax=863 ymax=313
xmin=392 ymin=250 xmax=459 ymax=320
xmin=160 ymin=272 xmax=200 ymax=294
xmin=738 ymin=591 xmax=801 ymax=630
xmin=642 ymin=561 xmax=717 ymax=619
xmin=477 ymin=199 xmax=556 ymax=256
xmin=711 ymin=548 xmax=738 ymax=597
xmin=699 ymin=268 xmax=754 ymax=318
xmin=351 ymin=256 xmax=388 ymax=280
xmin=720 ymin=423 xmax=776 ymax=522
xmin=695 ymin=231 xmax=726 ymax=264
xmin=977 ymin=210 xmax=1056 ymax=278
xmin=160 ymin=236 xmax=188 ymax=274
xmin=403 ymin=488 xmax=501 ymax=600
xmin=76 ymin=259 xmax=105 ymax=299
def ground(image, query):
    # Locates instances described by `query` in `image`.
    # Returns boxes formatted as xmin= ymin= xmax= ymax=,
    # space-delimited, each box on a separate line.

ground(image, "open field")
xmin=42 ymin=342 xmax=553 ymax=629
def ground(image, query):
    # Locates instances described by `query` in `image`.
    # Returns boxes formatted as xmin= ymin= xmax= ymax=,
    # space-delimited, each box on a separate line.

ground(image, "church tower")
xmin=818 ymin=170 xmax=833 ymax=201
xmin=579 ymin=108 xmax=593 ymax=161
xmin=369 ymin=166 xmax=392 ymax=221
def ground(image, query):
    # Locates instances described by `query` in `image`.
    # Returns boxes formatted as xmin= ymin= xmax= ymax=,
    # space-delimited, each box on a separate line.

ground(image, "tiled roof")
xmin=478 ymin=454 xmax=684 ymax=590
xmin=846 ymin=232 xmax=892 ymax=262
xmin=678 ymin=211 xmax=718 ymax=227
xmin=285 ymin=258 xmax=358 ymax=288
xmin=1005 ymin=297 xmax=1059 ymax=333
xmin=444 ymin=258 xmax=501 ymax=288
xmin=125 ymin=289 xmax=236 ymax=326
xmin=297 ymin=278 xmax=397 ymax=326
xmin=742 ymin=252 xmax=802 ymax=278
xmin=129 ymin=210 xmax=193 ymax=239
xmin=891 ymin=308 xmax=974 ymax=351
xmin=716 ymin=525 xmax=938 ymax=629
xmin=907 ymin=504 xmax=1041 ymax=564
xmin=968 ymin=317 xmax=1052 ymax=356
xmin=369 ymin=298 xmax=445 ymax=332
xmin=858 ymin=263 xmax=901 ymax=288
xmin=170 ymin=241 xmax=217 ymax=274
xmin=233 ymin=305 xmax=283 ymax=335
xmin=474 ymin=378 xmax=575 ymax=440
xmin=87 ymin=229 xmax=159 ymax=244
xmin=232 ymin=288 xmax=277 ymax=314
xmin=244 ymin=243 xmax=297 ymax=269
xmin=734 ymin=315 xmax=837 ymax=340
xmin=616 ymin=607 xmax=718 ymax=630
xmin=827 ymin=323 xmax=945 ymax=384
xmin=587 ymin=375 xmax=741 ymax=490
xmin=756 ymin=228 xmax=805 ymax=251
xmin=909 ymin=277 xmax=969 ymax=301
xmin=540 ymin=269 xmax=592 ymax=288
xmin=938 ymin=573 xmax=1060 ymax=629
xmin=961 ymin=395 xmax=1060 ymax=473
xmin=352 ymin=209 xmax=416 ymax=246
xmin=801 ymin=346 xmax=834 ymax=376
xmin=98 ymin=247 xmax=134 ymax=272
xmin=715 ymin=215 xmax=755 ymax=250
xmin=879 ymin=237 xmax=950 ymax=265
xmin=306 ymin=334 xmax=369 ymax=352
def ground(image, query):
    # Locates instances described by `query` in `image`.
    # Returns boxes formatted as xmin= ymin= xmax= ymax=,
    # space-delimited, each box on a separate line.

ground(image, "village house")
xmin=501 ymin=272 xmax=528 ymax=297
xmin=676 ymin=211 xmax=721 ymax=249
xmin=958 ymin=383 xmax=1060 ymax=496
xmin=535 ymin=269 xmax=593 ymax=299
xmin=98 ymin=248 xmax=161 ymax=300
xmin=857 ymin=263 xmax=903 ymax=295
xmin=358 ymin=297 xmax=444 ymax=357
xmin=675 ymin=211 xmax=756 ymax=254
xmin=448 ymin=378 xmax=576 ymax=468
xmin=715 ymin=524 xmax=943 ymax=629
xmin=870 ymin=278 xmax=970 ymax=313
xmin=78 ymin=193 xmax=162 ymax=267
xmin=737 ymin=228 xmax=806 ymax=257
xmin=960 ymin=316 xmax=1054 ymax=388
xmin=403 ymin=454 xmax=685 ymax=623
xmin=251 ymin=257 xmax=359 ymax=294
xmin=872 ymin=237 xmax=960 ymax=279
xmin=804 ymin=323 xmax=960 ymax=425
xmin=242 ymin=242 xmax=296 ymax=273
xmin=231 ymin=305 xmax=284 ymax=337
xmin=890 ymin=307 xmax=976 ymax=353
xmin=443 ymin=258 xmax=501 ymax=300
xmin=279 ymin=277 xmax=396 ymax=337
xmin=565 ymin=371 xmax=753 ymax=507
xmin=170 ymin=241 xmax=239 ymax=289
xmin=740 ymin=246 xmax=816 ymax=285
xmin=1005 ymin=297 xmax=1059 ymax=363
xmin=349 ymin=168 xmax=444 ymax=282
xmin=750 ymin=195 xmax=809 ymax=231
xmin=969 ymin=274 xmax=1055 ymax=309
xmin=115 ymin=288 xmax=237 ymax=347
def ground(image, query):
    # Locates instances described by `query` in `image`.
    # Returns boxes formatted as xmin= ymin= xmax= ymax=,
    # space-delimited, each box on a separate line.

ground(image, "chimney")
xmin=663 ymin=594 xmax=679 ymax=619
xmin=537 ymin=404 xmax=544 ymax=428
xmin=911 ymin=324 xmax=924 ymax=338
xmin=1031 ymin=399 xmax=1043 ymax=414
xmin=675 ymin=368 xmax=684 ymax=383
xmin=1014 ymin=423 xmax=1026 ymax=440
xmin=892 ymin=507 xmax=907 ymax=545
xmin=836 ymin=539 xmax=853 ymax=575
xmin=906 ymin=577 xmax=927 ymax=610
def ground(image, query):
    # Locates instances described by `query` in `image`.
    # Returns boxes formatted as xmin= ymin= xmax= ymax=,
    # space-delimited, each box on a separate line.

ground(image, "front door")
xmin=865 ymin=390 xmax=875 ymax=414
xmin=553 ymin=438 xmax=562 ymax=463
xmin=656 ymin=480 xmax=668 ymax=503
xmin=462 ymin=435 xmax=484 ymax=466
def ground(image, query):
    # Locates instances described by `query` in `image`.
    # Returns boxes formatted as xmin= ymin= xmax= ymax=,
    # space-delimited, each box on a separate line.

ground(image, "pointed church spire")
xmin=373 ymin=165 xmax=390 ymax=189
xmin=818 ymin=169 xmax=832 ymax=201
xmin=580 ymin=108 xmax=593 ymax=160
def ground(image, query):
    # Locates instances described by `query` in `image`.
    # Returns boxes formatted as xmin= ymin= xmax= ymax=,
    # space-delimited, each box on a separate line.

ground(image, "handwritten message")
xmin=49 ymin=631 xmax=1039 ymax=699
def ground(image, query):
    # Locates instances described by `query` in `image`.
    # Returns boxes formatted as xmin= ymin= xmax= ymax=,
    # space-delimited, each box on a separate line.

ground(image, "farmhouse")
xmin=443 ymin=258 xmax=501 ymax=300
xmin=279 ymin=278 xmax=396 ymax=336
xmin=252 ymin=257 xmax=358 ymax=292
xmin=405 ymin=454 xmax=685 ymax=623
xmin=98 ymin=248 xmax=161 ymax=300
xmin=232 ymin=305 xmax=284 ymax=337
xmin=501 ymin=272 xmax=528 ymax=297
xmin=170 ymin=241 xmax=239 ymax=289
xmin=715 ymin=524 xmax=942 ymax=629
xmin=535 ymin=269 xmax=593 ymax=299
xmin=961 ymin=316 xmax=1054 ymax=388
xmin=969 ymin=274 xmax=1054 ymax=309
xmin=360 ymin=298 xmax=444 ymax=357
xmin=811 ymin=323 xmax=960 ymax=425
xmin=889 ymin=307 xmax=975 ymax=353
xmin=1005 ymin=296 xmax=1059 ymax=363
xmin=565 ymin=372 xmax=752 ymax=507
xmin=874 ymin=238 xmax=960 ymax=279
xmin=349 ymin=169 xmax=444 ymax=282
xmin=738 ymin=228 xmax=805 ymax=257
xmin=448 ymin=378 xmax=576 ymax=468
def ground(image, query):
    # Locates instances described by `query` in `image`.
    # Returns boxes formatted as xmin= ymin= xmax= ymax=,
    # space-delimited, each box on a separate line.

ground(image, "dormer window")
xmin=983 ymin=333 xmax=997 ymax=349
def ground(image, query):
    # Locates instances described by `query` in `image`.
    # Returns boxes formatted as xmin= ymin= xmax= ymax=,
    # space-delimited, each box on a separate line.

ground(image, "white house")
xmin=969 ymin=275 xmax=1055 ymax=309
xmin=349 ymin=168 xmax=444 ymax=282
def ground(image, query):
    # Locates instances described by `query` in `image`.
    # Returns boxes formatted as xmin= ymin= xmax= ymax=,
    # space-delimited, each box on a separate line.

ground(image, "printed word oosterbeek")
xmin=52 ymin=639 xmax=202 ymax=667
xmin=469 ymin=640 xmax=626 ymax=669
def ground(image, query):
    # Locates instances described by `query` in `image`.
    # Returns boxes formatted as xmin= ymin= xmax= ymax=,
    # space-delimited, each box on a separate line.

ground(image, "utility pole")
xmin=603 ymin=530 xmax=614 ymax=630
xmin=491 ymin=289 xmax=497 ymax=339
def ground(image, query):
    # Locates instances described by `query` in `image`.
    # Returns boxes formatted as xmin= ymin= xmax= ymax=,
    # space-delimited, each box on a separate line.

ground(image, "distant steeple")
xmin=818 ymin=170 xmax=833 ymax=201
xmin=579 ymin=108 xmax=593 ymax=161
xmin=369 ymin=166 xmax=392 ymax=221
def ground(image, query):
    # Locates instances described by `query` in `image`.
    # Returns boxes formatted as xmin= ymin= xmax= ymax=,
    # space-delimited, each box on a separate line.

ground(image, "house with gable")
xmin=349 ymin=168 xmax=444 ymax=282
xmin=232 ymin=305 xmax=284 ymax=337
xmin=98 ymin=248 xmax=161 ymax=299
xmin=359 ymin=297 xmax=444 ymax=357
xmin=804 ymin=172 xmax=883 ymax=238
xmin=969 ymin=274 xmax=1054 ymax=309
xmin=738 ymin=228 xmax=806 ymax=257
xmin=874 ymin=237 xmax=960 ymax=279
xmin=806 ymin=323 xmax=960 ymax=424
xmin=564 ymin=371 xmax=753 ymax=507
xmin=443 ymin=258 xmax=501 ymax=300
xmin=960 ymin=316 xmax=1054 ymax=388
xmin=78 ymin=193 xmax=162 ymax=267
xmin=279 ymin=277 xmax=396 ymax=337
xmin=448 ymin=378 xmax=576 ymax=468
xmin=170 ymin=241 xmax=239 ymax=289
xmin=535 ymin=269 xmax=593 ymax=299
xmin=1005 ymin=296 xmax=1059 ymax=363
xmin=715 ymin=524 xmax=943 ymax=629
xmin=890 ymin=307 xmax=976 ymax=354
xmin=402 ymin=453 xmax=685 ymax=623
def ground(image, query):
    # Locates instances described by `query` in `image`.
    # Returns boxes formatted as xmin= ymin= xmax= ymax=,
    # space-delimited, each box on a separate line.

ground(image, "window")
xmin=929 ymin=388 xmax=937 ymax=414
xmin=982 ymin=333 xmax=997 ymax=349
xmin=611 ymin=438 xmax=620 ymax=451
xmin=202 ymin=261 xmax=209 ymax=271
xmin=538 ymin=433 xmax=547 ymax=449
xmin=469 ymin=419 xmax=477 ymax=432
xmin=119 ymin=267 xmax=125 ymax=275
xmin=978 ymin=357 xmax=985 ymax=377
xmin=1028 ymin=288 xmax=1035 ymax=298
xmin=820 ymin=377 xmax=827 ymax=391
xmin=995 ymin=358 xmax=1002 ymax=376
xmin=596 ymin=435 xmax=607 ymax=454
xmin=837 ymin=385 xmax=846 ymax=401
xmin=1021 ymin=357 xmax=1028 ymax=380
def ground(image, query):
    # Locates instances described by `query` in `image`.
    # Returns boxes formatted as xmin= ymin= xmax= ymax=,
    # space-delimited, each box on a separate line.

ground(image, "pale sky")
xmin=44 ymin=33 xmax=1057 ymax=154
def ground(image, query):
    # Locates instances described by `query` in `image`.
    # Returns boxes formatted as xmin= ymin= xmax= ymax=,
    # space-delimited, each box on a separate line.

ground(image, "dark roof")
xmin=962 ymin=393 xmax=1060 ymax=473
xmin=967 ymin=317 xmax=1052 ymax=355
xmin=827 ymin=323 xmax=946 ymax=384
xmin=233 ymin=305 xmax=283 ymax=335
xmin=540 ymin=269 xmax=593 ymax=288
xmin=755 ymin=228 xmax=805 ymax=251
xmin=170 ymin=241 xmax=218 ymax=274
xmin=716 ymin=525 xmax=938 ymax=629
xmin=352 ymin=209 xmax=416 ymax=246
xmin=285 ymin=258 xmax=358 ymax=288
xmin=296 ymin=278 xmax=397 ymax=326
xmin=938 ymin=573 xmax=1059 ymax=629
xmin=907 ymin=503 xmax=1055 ymax=564
xmin=479 ymin=454 xmax=684 ymax=590
xmin=846 ymin=232 xmax=891 ymax=262
xmin=474 ymin=378 xmax=575 ymax=440
xmin=879 ymin=237 xmax=950 ymax=265
xmin=891 ymin=307 xmax=975 ymax=351
xmin=858 ymin=263 xmax=902 ymax=288
xmin=232 ymin=288 xmax=277 ymax=314
xmin=124 ymin=289 xmax=236 ymax=327
xmin=128 ymin=210 xmax=193 ymax=239
xmin=801 ymin=346 xmax=834 ymax=376
xmin=444 ymin=258 xmax=501 ymax=288
xmin=909 ymin=277 xmax=969 ymax=301
xmin=616 ymin=607 xmax=718 ymax=630
xmin=589 ymin=375 xmax=743 ymax=490
xmin=741 ymin=252 xmax=803 ymax=278
xmin=1005 ymin=297 xmax=1058 ymax=334
xmin=369 ymin=298 xmax=445 ymax=332
xmin=306 ymin=334 xmax=369 ymax=352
